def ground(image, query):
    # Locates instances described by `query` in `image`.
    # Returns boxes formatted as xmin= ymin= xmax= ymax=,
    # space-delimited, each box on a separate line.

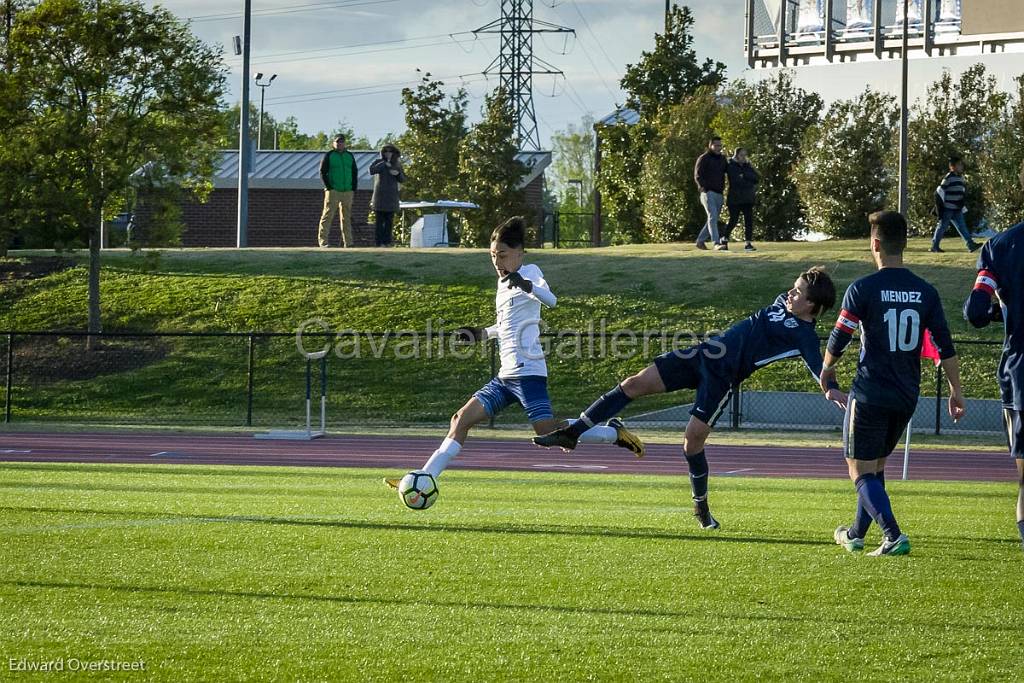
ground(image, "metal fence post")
xmin=934 ymin=365 xmax=943 ymax=436
xmin=4 ymin=332 xmax=13 ymax=423
xmin=246 ymin=333 xmax=255 ymax=427
xmin=731 ymin=383 xmax=741 ymax=430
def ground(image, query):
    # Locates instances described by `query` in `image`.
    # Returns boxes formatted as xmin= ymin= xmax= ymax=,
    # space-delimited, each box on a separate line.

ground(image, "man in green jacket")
xmin=318 ymin=135 xmax=359 ymax=247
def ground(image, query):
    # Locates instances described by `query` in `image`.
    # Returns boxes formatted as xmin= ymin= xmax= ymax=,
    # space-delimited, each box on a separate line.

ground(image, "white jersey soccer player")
xmin=384 ymin=217 xmax=644 ymax=502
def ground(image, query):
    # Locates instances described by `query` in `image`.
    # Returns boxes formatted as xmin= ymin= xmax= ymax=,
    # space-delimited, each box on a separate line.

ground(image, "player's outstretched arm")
xmin=503 ymin=269 xmax=557 ymax=308
xmin=940 ymin=356 xmax=966 ymax=423
xmin=454 ymin=326 xmax=490 ymax=343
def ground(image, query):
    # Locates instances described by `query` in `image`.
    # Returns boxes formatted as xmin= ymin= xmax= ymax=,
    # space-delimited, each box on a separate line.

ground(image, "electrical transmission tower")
xmin=473 ymin=1 xmax=573 ymax=151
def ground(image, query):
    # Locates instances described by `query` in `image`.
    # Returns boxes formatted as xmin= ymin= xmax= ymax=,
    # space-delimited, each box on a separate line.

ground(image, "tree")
xmin=598 ymin=3 xmax=726 ymax=244
xmin=620 ymin=4 xmax=726 ymax=118
xmin=714 ymin=72 xmax=823 ymax=240
xmin=457 ymin=88 xmax=529 ymax=247
xmin=907 ymin=64 xmax=1008 ymax=235
xmin=549 ymin=115 xmax=594 ymax=210
xmin=795 ymin=89 xmax=899 ymax=238
xmin=641 ymin=87 xmax=719 ymax=242
xmin=7 ymin=0 xmax=226 ymax=335
xmin=398 ymin=72 xmax=468 ymax=203
xmin=978 ymin=74 xmax=1024 ymax=228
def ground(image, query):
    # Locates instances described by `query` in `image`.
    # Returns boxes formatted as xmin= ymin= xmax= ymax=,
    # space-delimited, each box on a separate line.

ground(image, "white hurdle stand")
xmin=255 ymin=353 xmax=327 ymax=440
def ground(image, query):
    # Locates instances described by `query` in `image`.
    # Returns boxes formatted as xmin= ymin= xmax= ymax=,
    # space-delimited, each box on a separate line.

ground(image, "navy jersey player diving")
xmin=534 ymin=267 xmax=847 ymax=529
xmin=964 ymin=218 xmax=1024 ymax=548
xmin=821 ymin=211 xmax=965 ymax=557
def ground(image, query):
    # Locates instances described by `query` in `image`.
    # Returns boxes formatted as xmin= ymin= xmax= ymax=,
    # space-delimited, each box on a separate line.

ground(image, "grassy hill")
xmin=0 ymin=240 xmax=1005 ymax=429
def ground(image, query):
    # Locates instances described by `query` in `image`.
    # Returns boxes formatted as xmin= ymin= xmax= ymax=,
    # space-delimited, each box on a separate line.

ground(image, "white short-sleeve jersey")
xmin=485 ymin=263 xmax=557 ymax=378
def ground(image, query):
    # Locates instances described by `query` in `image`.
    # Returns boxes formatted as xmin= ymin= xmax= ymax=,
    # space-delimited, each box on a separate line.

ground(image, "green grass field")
xmin=0 ymin=241 xmax=1006 ymax=433
xmin=2 ymin=462 xmax=1021 ymax=680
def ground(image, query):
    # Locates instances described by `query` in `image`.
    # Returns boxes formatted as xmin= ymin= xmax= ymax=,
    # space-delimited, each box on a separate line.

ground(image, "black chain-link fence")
xmin=0 ymin=330 xmax=1006 ymax=441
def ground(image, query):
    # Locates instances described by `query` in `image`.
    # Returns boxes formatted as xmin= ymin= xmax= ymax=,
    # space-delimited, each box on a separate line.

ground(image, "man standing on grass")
xmin=318 ymin=134 xmax=359 ymax=248
xmin=821 ymin=211 xmax=966 ymax=557
xmin=694 ymin=136 xmax=728 ymax=251
xmin=930 ymin=155 xmax=981 ymax=253
xmin=964 ymin=210 xmax=1024 ymax=550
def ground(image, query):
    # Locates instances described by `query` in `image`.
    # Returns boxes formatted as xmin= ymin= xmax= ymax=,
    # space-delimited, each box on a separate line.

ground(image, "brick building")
xmin=139 ymin=150 xmax=550 ymax=248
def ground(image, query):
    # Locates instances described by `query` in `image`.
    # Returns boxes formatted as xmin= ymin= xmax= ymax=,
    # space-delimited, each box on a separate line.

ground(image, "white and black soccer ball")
xmin=398 ymin=471 xmax=438 ymax=510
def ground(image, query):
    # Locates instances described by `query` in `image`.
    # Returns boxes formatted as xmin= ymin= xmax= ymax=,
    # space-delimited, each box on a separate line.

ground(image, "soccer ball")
xmin=398 ymin=471 xmax=438 ymax=510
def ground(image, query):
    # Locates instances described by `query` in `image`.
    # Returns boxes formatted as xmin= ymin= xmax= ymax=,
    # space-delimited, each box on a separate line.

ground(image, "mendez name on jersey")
xmin=881 ymin=290 xmax=922 ymax=303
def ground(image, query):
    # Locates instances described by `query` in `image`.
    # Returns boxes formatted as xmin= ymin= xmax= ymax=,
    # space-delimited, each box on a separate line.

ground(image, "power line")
xmin=265 ymin=74 xmax=489 ymax=106
xmin=569 ymin=0 xmax=622 ymax=81
xmin=189 ymin=0 xmax=400 ymax=23
xmin=226 ymin=35 xmax=497 ymax=68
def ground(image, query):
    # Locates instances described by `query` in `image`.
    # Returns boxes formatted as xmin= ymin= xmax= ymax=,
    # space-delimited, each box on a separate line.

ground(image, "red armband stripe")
xmin=974 ymin=270 xmax=997 ymax=295
xmin=834 ymin=309 xmax=860 ymax=333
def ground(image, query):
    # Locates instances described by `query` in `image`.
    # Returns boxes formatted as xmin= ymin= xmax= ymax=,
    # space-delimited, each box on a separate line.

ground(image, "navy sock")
xmin=855 ymin=474 xmax=902 ymax=541
xmin=685 ymin=449 xmax=709 ymax=501
xmin=851 ymin=471 xmax=885 ymax=539
xmin=567 ymin=385 xmax=633 ymax=438
xmin=1017 ymin=520 xmax=1024 ymax=544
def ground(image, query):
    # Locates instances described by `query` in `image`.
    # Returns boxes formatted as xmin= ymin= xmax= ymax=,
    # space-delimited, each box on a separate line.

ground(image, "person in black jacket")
xmin=369 ymin=144 xmax=405 ymax=247
xmin=694 ymin=137 xmax=728 ymax=250
xmin=724 ymin=148 xmax=760 ymax=252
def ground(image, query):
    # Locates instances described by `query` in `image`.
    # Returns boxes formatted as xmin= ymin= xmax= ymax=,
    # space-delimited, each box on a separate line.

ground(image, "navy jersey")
xmin=965 ymin=222 xmax=1024 ymax=409
xmin=828 ymin=268 xmax=955 ymax=412
xmin=702 ymin=293 xmax=834 ymax=387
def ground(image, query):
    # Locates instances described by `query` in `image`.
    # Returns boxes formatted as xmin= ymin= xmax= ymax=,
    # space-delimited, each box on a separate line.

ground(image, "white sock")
xmin=422 ymin=437 xmax=461 ymax=478
xmin=573 ymin=419 xmax=617 ymax=444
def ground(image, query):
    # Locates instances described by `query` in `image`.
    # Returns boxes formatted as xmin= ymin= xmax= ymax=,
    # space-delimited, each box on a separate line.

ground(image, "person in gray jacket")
xmin=724 ymin=148 xmax=759 ymax=252
xmin=369 ymin=144 xmax=405 ymax=247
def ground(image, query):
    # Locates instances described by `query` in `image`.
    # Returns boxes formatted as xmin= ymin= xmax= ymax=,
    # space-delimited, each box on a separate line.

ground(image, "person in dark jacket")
xmin=694 ymin=136 xmax=728 ymax=250
xmin=369 ymin=144 xmax=405 ymax=247
xmin=724 ymin=148 xmax=760 ymax=252
xmin=317 ymin=135 xmax=359 ymax=248
xmin=930 ymin=155 xmax=980 ymax=253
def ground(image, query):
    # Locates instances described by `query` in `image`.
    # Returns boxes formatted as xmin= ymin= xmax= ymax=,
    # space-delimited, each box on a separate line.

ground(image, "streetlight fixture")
xmin=254 ymin=72 xmax=277 ymax=150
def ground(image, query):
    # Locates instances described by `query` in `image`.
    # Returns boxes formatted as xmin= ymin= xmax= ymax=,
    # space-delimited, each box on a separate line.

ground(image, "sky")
xmin=147 ymin=0 xmax=1024 ymax=149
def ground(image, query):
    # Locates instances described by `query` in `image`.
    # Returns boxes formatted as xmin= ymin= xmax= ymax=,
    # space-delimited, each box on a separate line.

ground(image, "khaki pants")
xmin=318 ymin=190 xmax=355 ymax=247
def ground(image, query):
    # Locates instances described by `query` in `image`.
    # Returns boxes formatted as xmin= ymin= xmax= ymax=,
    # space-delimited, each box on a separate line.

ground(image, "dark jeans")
xmin=725 ymin=203 xmax=754 ymax=243
xmin=375 ymin=211 xmax=394 ymax=246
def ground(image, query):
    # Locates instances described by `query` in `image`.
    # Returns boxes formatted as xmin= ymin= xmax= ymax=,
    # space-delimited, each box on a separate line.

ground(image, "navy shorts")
xmin=843 ymin=398 xmax=913 ymax=461
xmin=1004 ymin=409 xmax=1023 ymax=459
xmin=653 ymin=348 xmax=733 ymax=427
xmin=473 ymin=375 xmax=554 ymax=423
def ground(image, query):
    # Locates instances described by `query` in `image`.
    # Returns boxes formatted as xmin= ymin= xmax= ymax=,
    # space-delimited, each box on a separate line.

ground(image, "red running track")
xmin=0 ymin=431 xmax=1015 ymax=481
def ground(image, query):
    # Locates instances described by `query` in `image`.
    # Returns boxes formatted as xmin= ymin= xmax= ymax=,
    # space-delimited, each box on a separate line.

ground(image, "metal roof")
xmin=597 ymin=108 xmax=640 ymax=126
xmin=212 ymin=149 xmax=551 ymax=193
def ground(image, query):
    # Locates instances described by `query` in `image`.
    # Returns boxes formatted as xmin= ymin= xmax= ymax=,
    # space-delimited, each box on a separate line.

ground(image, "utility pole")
xmin=898 ymin=0 xmax=910 ymax=215
xmin=237 ymin=0 xmax=252 ymax=248
xmin=473 ymin=1 xmax=574 ymax=151
xmin=665 ymin=0 xmax=671 ymax=32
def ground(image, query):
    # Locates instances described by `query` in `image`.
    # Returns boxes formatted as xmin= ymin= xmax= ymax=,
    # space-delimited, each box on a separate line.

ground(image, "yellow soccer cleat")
xmin=383 ymin=477 xmax=400 ymax=490
xmin=608 ymin=417 xmax=645 ymax=458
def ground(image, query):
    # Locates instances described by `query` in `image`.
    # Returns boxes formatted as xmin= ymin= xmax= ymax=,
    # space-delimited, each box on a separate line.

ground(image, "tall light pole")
xmin=255 ymin=72 xmax=277 ymax=150
xmin=898 ymin=0 xmax=910 ymax=215
xmin=236 ymin=0 xmax=252 ymax=248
